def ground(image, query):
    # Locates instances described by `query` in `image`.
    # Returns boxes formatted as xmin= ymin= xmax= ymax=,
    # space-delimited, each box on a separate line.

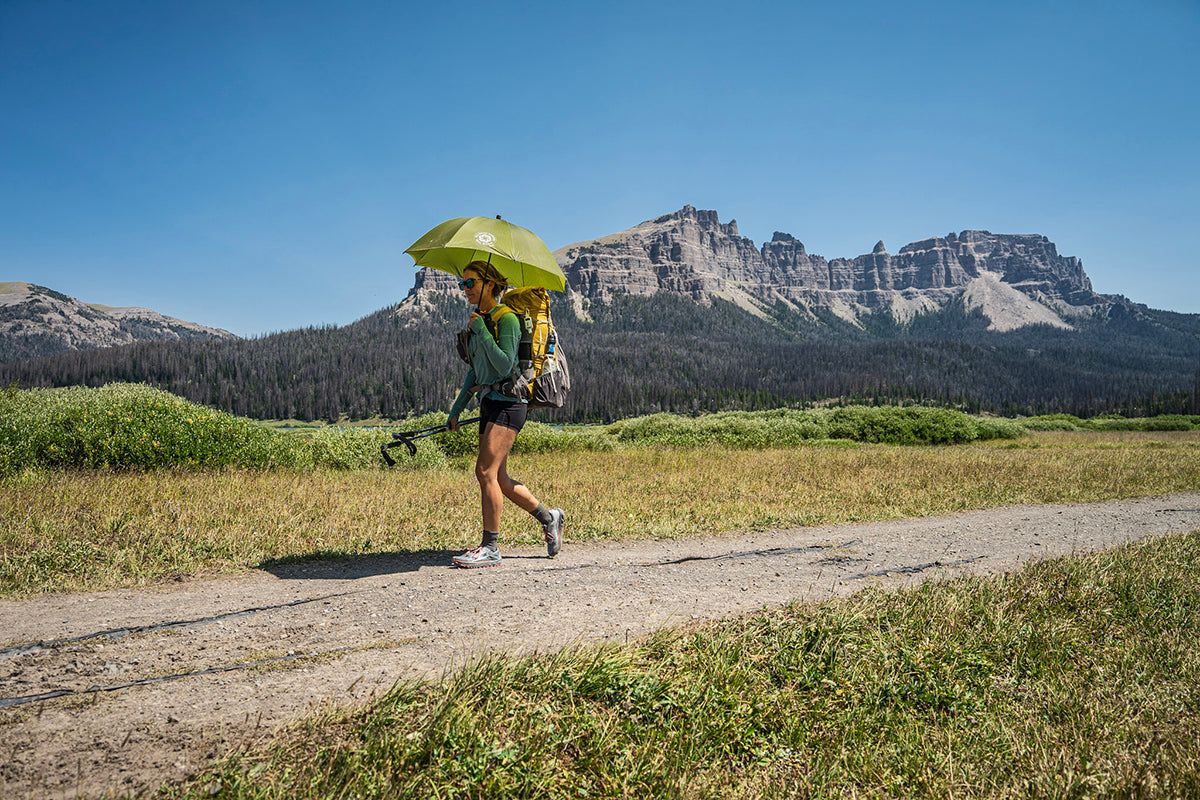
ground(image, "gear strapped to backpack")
xmin=455 ymin=287 xmax=570 ymax=409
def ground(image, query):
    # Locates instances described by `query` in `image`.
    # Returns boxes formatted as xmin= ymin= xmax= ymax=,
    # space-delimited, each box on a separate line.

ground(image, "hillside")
xmin=0 ymin=282 xmax=235 ymax=364
xmin=3 ymin=208 xmax=1198 ymax=421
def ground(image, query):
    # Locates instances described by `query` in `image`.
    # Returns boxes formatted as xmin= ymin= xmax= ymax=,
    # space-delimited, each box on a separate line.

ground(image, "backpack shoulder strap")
xmin=481 ymin=304 xmax=513 ymax=341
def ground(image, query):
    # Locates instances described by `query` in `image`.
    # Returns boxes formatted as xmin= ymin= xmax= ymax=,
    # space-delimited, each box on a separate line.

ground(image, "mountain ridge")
xmin=0 ymin=282 xmax=236 ymax=364
xmin=539 ymin=205 xmax=1113 ymax=333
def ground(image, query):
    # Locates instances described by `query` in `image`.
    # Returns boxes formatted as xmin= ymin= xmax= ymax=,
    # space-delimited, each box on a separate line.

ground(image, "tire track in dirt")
xmin=3 ymin=492 xmax=1199 ymax=798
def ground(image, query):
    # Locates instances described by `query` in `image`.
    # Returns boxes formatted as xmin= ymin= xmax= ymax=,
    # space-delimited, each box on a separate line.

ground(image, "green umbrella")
xmin=404 ymin=216 xmax=566 ymax=292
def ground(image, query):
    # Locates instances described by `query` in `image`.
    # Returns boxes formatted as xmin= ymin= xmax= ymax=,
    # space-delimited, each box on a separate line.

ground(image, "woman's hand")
xmin=447 ymin=414 xmax=459 ymax=432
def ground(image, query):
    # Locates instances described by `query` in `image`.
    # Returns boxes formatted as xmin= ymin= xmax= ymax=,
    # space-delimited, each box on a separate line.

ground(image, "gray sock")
xmin=531 ymin=504 xmax=553 ymax=526
xmin=481 ymin=530 xmax=499 ymax=549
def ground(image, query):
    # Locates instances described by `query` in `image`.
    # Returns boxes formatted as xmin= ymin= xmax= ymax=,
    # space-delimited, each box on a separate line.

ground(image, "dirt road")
xmin=4 ymin=491 xmax=1200 ymax=798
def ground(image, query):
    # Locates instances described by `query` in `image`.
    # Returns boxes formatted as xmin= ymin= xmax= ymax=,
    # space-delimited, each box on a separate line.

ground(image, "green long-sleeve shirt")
xmin=448 ymin=306 xmax=524 ymax=419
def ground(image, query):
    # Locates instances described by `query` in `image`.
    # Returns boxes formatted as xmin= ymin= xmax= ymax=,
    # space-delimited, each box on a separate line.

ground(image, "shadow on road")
xmin=260 ymin=549 xmax=461 ymax=580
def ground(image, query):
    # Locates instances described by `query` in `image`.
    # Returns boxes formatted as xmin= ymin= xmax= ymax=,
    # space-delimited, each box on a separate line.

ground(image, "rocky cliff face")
xmin=555 ymin=207 xmax=767 ymax=315
xmin=550 ymin=206 xmax=1109 ymax=332
xmin=396 ymin=205 xmax=1119 ymax=334
xmin=0 ymin=282 xmax=236 ymax=364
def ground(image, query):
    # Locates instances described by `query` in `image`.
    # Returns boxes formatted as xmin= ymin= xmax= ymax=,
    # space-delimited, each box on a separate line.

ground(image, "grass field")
xmin=4 ymin=385 xmax=1200 ymax=797
xmin=3 ymin=431 xmax=1199 ymax=598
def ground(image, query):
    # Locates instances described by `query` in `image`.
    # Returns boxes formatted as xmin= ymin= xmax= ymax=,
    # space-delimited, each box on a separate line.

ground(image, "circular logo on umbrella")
xmin=474 ymin=232 xmax=496 ymax=247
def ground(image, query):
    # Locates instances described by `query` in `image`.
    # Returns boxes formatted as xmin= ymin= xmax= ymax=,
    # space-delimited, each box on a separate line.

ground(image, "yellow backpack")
xmin=475 ymin=288 xmax=570 ymax=409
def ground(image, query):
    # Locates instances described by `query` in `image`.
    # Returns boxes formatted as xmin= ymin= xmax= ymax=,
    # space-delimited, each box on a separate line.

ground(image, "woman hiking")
xmin=446 ymin=260 xmax=565 ymax=569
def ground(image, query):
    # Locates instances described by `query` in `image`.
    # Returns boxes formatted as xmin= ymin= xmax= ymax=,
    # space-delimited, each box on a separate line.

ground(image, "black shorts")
xmin=479 ymin=396 xmax=528 ymax=434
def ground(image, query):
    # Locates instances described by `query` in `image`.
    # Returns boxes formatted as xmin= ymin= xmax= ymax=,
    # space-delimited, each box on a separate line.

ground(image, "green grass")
xmin=160 ymin=530 xmax=1200 ymax=799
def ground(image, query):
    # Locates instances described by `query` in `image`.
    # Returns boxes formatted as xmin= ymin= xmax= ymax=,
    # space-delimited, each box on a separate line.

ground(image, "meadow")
xmin=3 ymin=384 xmax=1198 ymax=599
xmin=3 ymin=384 xmax=1200 ymax=797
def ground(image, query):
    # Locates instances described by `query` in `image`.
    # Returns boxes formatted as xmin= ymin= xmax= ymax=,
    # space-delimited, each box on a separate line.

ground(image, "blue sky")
xmin=3 ymin=0 xmax=1197 ymax=336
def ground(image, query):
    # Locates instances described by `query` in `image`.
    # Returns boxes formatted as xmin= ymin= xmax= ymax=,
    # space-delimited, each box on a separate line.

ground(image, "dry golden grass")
xmin=3 ymin=431 xmax=1198 ymax=597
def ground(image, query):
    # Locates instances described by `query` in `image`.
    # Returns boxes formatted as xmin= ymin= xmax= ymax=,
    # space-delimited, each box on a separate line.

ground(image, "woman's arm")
xmin=448 ymin=366 xmax=477 ymax=422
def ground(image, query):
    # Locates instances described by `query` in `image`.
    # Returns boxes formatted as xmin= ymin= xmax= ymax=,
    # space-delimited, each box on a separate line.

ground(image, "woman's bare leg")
xmin=476 ymin=422 xmax=538 ymax=531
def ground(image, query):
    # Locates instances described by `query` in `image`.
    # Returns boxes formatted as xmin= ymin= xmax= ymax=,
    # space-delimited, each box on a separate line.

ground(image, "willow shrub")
xmin=1087 ymin=414 xmax=1199 ymax=432
xmin=1021 ymin=413 xmax=1087 ymax=431
xmin=22 ymin=384 xmax=1197 ymax=475
xmin=0 ymin=383 xmax=292 ymax=472
xmin=607 ymin=406 xmax=1024 ymax=448
xmin=824 ymin=405 xmax=1026 ymax=444
xmin=0 ymin=385 xmax=612 ymax=475
xmin=1023 ymin=413 xmax=1199 ymax=432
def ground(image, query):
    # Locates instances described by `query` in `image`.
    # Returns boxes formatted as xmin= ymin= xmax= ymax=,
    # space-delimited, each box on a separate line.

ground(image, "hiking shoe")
xmin=452 ymin=545 xmax=501 ymax=569
xmin=543 ymin=508 xmax=564 ymax=558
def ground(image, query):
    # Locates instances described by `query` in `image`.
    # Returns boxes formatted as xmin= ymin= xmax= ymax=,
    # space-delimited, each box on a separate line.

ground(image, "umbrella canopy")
xmin=404 ymin=216 xmax=566 ymax=293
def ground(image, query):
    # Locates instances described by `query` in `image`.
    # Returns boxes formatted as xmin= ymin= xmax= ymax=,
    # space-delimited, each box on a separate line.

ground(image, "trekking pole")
xmin=380 ymin=417 xmax=481 ymax=466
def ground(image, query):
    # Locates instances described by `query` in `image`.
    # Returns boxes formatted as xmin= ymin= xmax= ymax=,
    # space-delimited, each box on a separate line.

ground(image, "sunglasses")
xmin=458 ymin=278 xmax=479 ymax=289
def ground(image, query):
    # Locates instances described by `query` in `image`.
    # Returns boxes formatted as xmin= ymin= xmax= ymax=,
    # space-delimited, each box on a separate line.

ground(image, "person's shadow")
xmin=259 ymin=549 xmax=461 ymax=580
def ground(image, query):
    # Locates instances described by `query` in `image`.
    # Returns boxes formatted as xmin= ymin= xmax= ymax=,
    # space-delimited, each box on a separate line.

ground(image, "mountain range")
xmin=406 ymin=205 xmax=1123 ymax=335
xmin=4 ymin=207 xmax=1198 ymax=421
xmin=0 ymin=281 xmax=235 ymax=364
